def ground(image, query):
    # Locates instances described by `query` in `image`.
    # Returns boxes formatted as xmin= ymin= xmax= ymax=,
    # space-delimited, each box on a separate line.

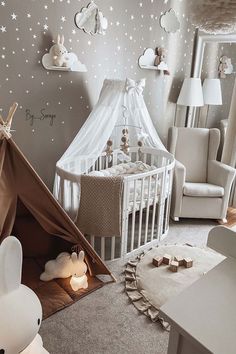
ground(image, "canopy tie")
xmin=125 ymin=78 xmax=146 ymax=96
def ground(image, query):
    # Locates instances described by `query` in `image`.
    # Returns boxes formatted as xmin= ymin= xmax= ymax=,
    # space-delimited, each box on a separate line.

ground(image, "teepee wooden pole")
xmin=6 ymin=102 xmax=18 ymax=126
xmin=0 ymin=115 xmax=4 ymax=125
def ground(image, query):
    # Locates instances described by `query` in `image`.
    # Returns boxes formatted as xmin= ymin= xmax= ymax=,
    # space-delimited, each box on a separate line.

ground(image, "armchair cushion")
xmin=183 ymin=182 xmax=224 ymax=198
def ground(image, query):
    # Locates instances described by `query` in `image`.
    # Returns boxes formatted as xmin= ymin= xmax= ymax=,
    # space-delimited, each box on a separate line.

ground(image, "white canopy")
xmin=56 ymin=78 xmax=166 ymax=175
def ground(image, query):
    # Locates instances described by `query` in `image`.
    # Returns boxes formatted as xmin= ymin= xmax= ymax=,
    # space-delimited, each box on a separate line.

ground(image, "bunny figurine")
xmin=0 ymin=236 xmax=49 ymax=354
xmin=40 ymin=251 xmax=88 ymax=290
xmin=51 ymin=34 xmax=70 ymax=67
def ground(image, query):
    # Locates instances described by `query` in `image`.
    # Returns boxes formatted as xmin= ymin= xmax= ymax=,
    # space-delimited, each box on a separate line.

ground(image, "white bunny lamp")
xmin=0 ymin=236 xmax=49 ymax=354
xmin=40 ymin=251 xmax=88 ymax=291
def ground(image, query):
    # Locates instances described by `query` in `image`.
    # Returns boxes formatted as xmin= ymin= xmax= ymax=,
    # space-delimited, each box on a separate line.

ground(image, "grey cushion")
xmin=183 ymin=182 xmax=224 ymax=198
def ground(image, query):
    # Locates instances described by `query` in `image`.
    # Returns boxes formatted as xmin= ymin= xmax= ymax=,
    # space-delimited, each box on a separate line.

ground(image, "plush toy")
xmin=219 ymin=55 xmax=233 ymax=78
xmin=154 ymin=47 xmax=166 ymax=66
xmin=0 ymin=236 xmax=49 ymax=354
xmin=40 ymin=251 xmax=88 ymax=290
xmin=51 ymin=34 xmax=70 ymax=67
xmin=219 ymin=55 xmax=228 ymax=79
xmin=154 ymin=47 xmax=170 ymax=75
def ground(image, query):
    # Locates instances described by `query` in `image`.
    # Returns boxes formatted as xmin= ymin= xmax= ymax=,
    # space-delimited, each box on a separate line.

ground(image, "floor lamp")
xmin=202 ymin=78 xmax=222 ymax=127
xmin=176 ymin=78 xmax=204 ymax=127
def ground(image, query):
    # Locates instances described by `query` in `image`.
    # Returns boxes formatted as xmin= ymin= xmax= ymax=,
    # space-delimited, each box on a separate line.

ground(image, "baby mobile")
xmin=105 ymin=105 xmax=149 ymax=160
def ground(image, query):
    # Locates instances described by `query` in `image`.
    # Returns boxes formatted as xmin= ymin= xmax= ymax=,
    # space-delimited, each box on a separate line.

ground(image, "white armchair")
xmin=168 ymin=127 xmax=236 ymax=222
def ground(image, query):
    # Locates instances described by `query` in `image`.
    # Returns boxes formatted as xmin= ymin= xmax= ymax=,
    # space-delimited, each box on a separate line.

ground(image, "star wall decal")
xmin=11 ymin=13 xmax=17 ymax=20
xmin=0 ymin=25 xmax=6 ymax=32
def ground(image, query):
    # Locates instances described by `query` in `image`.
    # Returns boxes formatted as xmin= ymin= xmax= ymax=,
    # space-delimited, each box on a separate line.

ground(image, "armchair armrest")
xmin=208 ymin=160 xmax=235 ymax=190
xmin=171 ymin=159 xmax=186 ymax=218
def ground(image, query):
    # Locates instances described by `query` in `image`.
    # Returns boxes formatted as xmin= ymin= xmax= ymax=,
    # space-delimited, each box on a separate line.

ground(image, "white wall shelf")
xmin=42 ymin=52 xmax=87 ymax=73
xmin=138 ymin=48 xmax=169 ymax=72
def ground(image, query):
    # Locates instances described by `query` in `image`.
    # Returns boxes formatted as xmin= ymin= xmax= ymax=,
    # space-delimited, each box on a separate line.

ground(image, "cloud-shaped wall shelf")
xmin=138 ymin=48 xmax=169 ymax=72
xmin=160 ymin=8 xmax=180 ymax=33
xmin=42 ymin=51 xmax=87 ymax=72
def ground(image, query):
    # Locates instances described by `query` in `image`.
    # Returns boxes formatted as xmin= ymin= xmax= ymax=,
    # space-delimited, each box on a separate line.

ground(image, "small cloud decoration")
xmin=75 ymin=2 xmax=108 ymax=35
xmin=138 ymin=48 xmax=156 ymax=68
xmin=160 ymin=8 xmax=180 ymax=33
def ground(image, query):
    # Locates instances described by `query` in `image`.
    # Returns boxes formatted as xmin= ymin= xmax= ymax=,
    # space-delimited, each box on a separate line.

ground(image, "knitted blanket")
xmin=76 ymin=175 xmax=123 ymax=237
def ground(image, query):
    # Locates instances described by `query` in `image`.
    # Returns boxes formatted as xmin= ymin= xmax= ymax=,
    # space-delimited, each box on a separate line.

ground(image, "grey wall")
xmin=0 ymin=0 xmax=195 ymax=188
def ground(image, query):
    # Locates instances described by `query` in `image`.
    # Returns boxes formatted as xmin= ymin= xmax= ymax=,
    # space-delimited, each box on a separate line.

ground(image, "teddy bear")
xmin=219 ymin=55 xmax=228 ymax=79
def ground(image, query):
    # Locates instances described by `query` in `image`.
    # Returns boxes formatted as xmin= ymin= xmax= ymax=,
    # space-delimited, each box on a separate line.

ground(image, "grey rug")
xmin=40 ymin=219 xmax=217 ymax=354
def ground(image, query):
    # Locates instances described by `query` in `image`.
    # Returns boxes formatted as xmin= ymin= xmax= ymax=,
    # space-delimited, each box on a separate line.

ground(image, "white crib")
xmin=55 ymin=147 xmax=175 ymax=261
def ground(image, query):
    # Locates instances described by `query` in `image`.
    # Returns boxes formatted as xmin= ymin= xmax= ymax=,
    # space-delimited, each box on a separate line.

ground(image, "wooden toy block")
xmin=183 ymin=257 xmax=193 ymax=268
xmin=169 ymin=261 xmax=179 ymax=272
xmin=163 ymin=254 xmax=172 ymax=265
xmin=152 ymin=256 xmax=163 ymax=267
xmin=174 ymin=255 xmax=184 ymax=266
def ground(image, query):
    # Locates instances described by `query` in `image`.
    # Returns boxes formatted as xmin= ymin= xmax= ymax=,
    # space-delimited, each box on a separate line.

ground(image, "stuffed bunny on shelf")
xmin=51 ymin=34 xmax=70 ymax=67
xmin=40 ymin=251 xmax=88 ymax=291
xmin=0 ymin=236 xmax=49 ymax=354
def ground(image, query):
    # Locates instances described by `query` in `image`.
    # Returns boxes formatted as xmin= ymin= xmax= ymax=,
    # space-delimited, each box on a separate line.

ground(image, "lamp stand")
xmin=204 ymin=105 xmax=210 ymax=128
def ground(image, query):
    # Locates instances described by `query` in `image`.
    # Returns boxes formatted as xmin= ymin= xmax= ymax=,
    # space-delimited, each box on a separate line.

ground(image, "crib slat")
xmin=131 ymin=179 xmax=137 ymax=252
xmin=101 ymin=237 xmax=105 ymax=260
xmin=85 ymin=159 xmax=88 ymax=174
xmin=151 ymin=154 xmax=154 ymax=165
xmin=111 ymin=237 xmax=116 ymax=260
xmin=143 ymin=153 xmax=147 ymax=164
xmin=91 ymin=158 xmax=95 ymax=171
xmin=121 ymin=181 xmax=130 ymax=257
xmin=70 ymin=181 xmax=74 ymax=211
xmin=60 ymin=178 xmax=65 ymax=209
xmin=164 ymin=168 xmax=174 ymax=234
xmin=138 ymin=177 xmax=145 ymax=248
xmin=99 ymin=156 xmax=102 ymax=170
xmin=156 ymin=171 xmax=166 ymax=240
xmin=144 ymin=175 xmax=152 ymax=244
xmin=105 ymin=156 xmax=108 ymax=169
xmin=151 ymin=172 xmax=160 ymax=241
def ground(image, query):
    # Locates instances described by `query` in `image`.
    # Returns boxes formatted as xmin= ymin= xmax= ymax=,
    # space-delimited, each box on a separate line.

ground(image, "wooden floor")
xmin=218 ymin=207 xmax=236 ymax=228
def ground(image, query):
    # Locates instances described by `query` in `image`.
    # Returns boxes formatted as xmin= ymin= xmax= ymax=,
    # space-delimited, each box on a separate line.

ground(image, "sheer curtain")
xmin=56 ymin=78 xmax=166 ymax=174
xmin=53 ymin=78 xmax=167 ymax=214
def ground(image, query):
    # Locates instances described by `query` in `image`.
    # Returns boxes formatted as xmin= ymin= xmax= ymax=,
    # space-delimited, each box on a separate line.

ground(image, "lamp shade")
xmin=177 ymin=78 xmax=204 ymax=107
xmin=203 ymin=78 xmax=222 ymax=105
